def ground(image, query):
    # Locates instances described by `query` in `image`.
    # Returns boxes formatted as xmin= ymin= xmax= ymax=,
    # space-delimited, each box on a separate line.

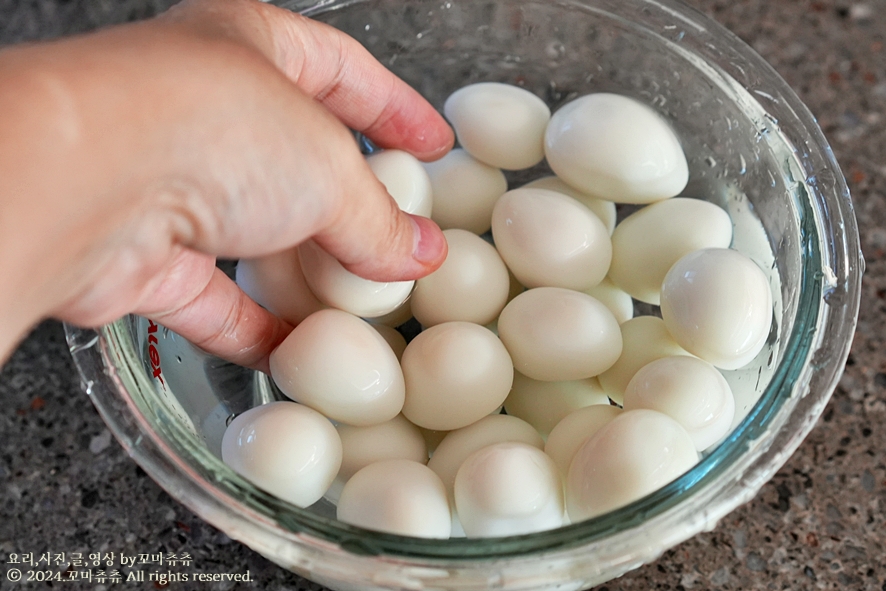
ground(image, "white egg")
xmin=423 ymin=148 xmax=508 ymax=234
xmin=503 ymin=372 xmax=610 ymax=437
xmin=583 ymin=278 xmax=634 ymax=325
xmin=370 ymin=323 xmax=407 ymax=361
xmin=269 ymin=309 xmax=405 ymax=426
xmin=597 ymin=316 xmax=689 ymax=405
xmin=427 ymin=414 xmax=544 ymax=502
xmin=443 ymin=82 xmax=550 ymax=170
xmin=298 ymin=240 xmax=413 ymax=318
xmin=337 ymin=459 xmax=451 ymax=538
xmin=497 ymin=288 xmax=622 ymax=382
xmin=235 ymin=249 xmax=325 ymax=325
xmin=454 ymin=442 xmax=564 ymax=537
xmin=491 ymin=188 xmax=612 ymax=291
xmin=565 ymin=409 xmax=698 ymax=521
xmin=221 ymin=402 xmax=341 ymax=508
xmin=623 ymin=356 xmax=735 ymax=451
xmin=661 ymin=248 xmax=772 ymax=370
xmin=326 ymin=415 xmax=428 ymax=503
xmin=401 ymin=322 xmax=514 ymax=431
xmin=411 ymin=229 xmax=511 ymax=327
xmin=609 ymin=198 xmax=733 ymax=305
xmin=522 ymin=176 xmax=617 ymax=234
xmin=365 ymin=297 xmax=414 ymax=327
xmin=544 ymin=404 xmax=622 ymax=477
xmin=544 ymin=93 xmax=689 ymax=204
xmin=366 ymin=149 xmax=433 ymax=217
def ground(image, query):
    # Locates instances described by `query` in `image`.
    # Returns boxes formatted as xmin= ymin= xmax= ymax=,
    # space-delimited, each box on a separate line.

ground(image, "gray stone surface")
xmin=2 ymin=0 xmax=886 ymax=590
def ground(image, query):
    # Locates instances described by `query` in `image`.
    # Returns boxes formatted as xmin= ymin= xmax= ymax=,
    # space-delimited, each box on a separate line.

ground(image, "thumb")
xmin=312 ymin=167 xmax=448 ymax=281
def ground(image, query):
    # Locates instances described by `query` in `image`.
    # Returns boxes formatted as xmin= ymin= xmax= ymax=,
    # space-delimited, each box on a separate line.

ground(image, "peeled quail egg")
xmin=298 ymin=240 xmax=413 ymax=318
xmin=455 ymin=442 xmax=564 ymax=537
xmin=566 ymin=409 xmax=698 ymax=521
xmin=222 ymin=402 xmax=341 ymax=508
xmin=235 ymin=249 xmax=325 ymax=325
xmin=503 ymin=372 xmax=610 ymax=437
xmin=423 ymin=148 xmax=507 ymax=234
xmin=661 ymin=248 xmax=772 ymax=370
xmin=400 ymin=322 xmax=514 ymax=431
xmin=545 ymin=93 xmax=689 ymax=204
xmin=597 ymin=316 xmax=689 ymax=405
xmin=366 ymin=149 xmax=433 ymax=217
xmin=498 ymin=288 xmax=622 ymax=382
xmin=491 ymin=188 xmax=612 ymax=291
xmin=427 ymin=414 xmax=544 ymax=502
xmin=522 ymin=175 xmax=617 ymax=234
xmin=623 ymin=356 xmax=735 ymax=451
xmin=326 ymin=414 xmax=428 ymax=502
xmin=444 ymin=82 xmax=550 ymax=170
xmin=545 ymin=404 xmax=623 ymax=477
xmin=411 ymin=228 xmax=510 ymax=327
xmin=269 ymin=309 xmax=405 ymax=426
xmin=609 ymin=198 xmax=733 ymax=305
xmin=337 ymin=459 xmax=451 ymax=538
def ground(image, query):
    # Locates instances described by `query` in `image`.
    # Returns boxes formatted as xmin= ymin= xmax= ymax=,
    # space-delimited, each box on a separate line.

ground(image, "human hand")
xmin=0 ymin=0 xmax=453 ymax=369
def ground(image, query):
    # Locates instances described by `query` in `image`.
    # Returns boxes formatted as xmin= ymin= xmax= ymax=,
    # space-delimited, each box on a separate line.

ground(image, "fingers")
xmin=163 ymin=0 xmax=454 ymax=161
xmin=176 ymin=76 xmax=447 ymax=282
xmin=239 ymin=4 xmax=454 ymax=279
xmin=53 ymin=241 xmax=291 ymax=372
xmin=139 ymin=262 xmax=292 ymax=372
xmin=155 ymin=11 xmax=450 ymax=281
xmin=144 ymin=0 xmax=452 ymax=281
xmin=45 ymin=0 xmax=454 ymax=369
xmin=268 ymin=11 xmax=454 ymax=161
xmin=315 ymin=204 xmax=449 ymax=282
xmin=252 ymin=102 xmax=448 ymax=281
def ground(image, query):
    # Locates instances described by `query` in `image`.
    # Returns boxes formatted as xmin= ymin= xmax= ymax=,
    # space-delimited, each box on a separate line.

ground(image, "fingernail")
xmin=409 ymin=214 xmax=447 ymax=267
xmin=419 ymin=125 xmax=456 ymax=162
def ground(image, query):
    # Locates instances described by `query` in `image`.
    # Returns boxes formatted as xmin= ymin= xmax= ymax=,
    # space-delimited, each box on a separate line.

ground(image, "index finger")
xmin=163 ymin=0 xmax=454 ymax=161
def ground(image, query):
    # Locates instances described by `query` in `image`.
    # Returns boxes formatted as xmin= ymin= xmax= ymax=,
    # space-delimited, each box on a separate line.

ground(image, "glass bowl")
xmin=64 ymin=0 xmax=863 ymax=589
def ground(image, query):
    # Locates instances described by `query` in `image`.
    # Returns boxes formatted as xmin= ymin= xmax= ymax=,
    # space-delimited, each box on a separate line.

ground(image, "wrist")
xmin=0 ymin=200 xmax=45 ymax=363
xmin=0 ymin=40 xmax=142 ymax=360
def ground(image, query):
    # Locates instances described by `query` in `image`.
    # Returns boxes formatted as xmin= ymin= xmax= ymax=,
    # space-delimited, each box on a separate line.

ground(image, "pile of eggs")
xmin=226 ymin=83 xmax=773 ymax=538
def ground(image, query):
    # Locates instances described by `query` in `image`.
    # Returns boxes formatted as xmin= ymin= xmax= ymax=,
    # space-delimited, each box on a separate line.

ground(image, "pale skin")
xmin=0 ymin=0 xmax=454 ymax=371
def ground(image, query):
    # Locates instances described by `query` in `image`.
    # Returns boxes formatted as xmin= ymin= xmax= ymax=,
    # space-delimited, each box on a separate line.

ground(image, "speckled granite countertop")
xmin=1 ymin=0 xmax=885 ymax=589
